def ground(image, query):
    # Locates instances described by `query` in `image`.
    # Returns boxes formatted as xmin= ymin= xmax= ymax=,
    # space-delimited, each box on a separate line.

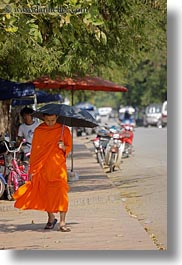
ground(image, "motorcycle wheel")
xmin=97 ymin=152 xmax=105 ymax=167
xmin=124 ymin=144 xmax=130 ymax=158
xmin=109 ymin=153 xmax=116 ymax=173
xmin=0 ymin=178 xmax=5 ymax=199
xmin=95 ymin=152 xmax=99 ymax=163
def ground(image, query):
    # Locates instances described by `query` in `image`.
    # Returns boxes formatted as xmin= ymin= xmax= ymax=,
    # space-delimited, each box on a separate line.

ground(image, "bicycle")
xmin=3 ymin=140 xmax=30 ymax=201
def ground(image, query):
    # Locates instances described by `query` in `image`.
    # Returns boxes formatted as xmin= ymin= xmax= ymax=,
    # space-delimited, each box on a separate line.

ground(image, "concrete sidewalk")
xmin=0 ymin=138 xmax=157 ymax=250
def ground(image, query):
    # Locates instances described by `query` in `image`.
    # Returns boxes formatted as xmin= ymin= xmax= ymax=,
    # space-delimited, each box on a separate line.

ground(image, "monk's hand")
xmin=58 ymin=140 xmax=66 ymax=151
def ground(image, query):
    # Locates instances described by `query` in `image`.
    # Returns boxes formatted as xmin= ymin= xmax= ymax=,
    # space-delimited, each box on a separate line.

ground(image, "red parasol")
xmin=32 ymin=75 xmax=128 ymax=93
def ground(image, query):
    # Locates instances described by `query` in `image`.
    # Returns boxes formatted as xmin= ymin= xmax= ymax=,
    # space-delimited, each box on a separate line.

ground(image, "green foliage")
xmin=0 ymin=0 xmax=167 ymax=108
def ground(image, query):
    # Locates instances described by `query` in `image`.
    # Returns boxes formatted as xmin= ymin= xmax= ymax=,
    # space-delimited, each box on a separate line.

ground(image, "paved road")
xmin=85 ymin=121 xmax=167 ymax=249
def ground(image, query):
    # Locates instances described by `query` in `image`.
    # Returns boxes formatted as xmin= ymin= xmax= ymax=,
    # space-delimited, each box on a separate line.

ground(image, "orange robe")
xmin=13 ymin=122 xmax=72 ymax=213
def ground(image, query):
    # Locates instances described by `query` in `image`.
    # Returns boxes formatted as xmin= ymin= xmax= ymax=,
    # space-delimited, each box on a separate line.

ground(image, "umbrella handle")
xmin=60 ymin=124 xmax=74 ymax=172
xmin=61 ymin=124 xmax=65 ymax=140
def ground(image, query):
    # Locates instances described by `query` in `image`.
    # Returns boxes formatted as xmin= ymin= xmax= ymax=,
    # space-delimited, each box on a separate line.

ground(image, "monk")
xmin=13 ymin=114 xmax=72 ymax=232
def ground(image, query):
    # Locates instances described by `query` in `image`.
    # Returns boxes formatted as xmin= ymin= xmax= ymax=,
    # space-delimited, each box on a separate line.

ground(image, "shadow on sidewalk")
xmin=69 ymin=172 xmax=114 ymax=193
xmin=69 ymin=183 xmax=113 ymax=193
xmin=0 ymin=221 xmax=79 ymax=232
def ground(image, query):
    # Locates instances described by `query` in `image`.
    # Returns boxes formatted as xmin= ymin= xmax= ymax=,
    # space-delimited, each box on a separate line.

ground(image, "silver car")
xmin=143 ymin=103 xmax=162 ymax=128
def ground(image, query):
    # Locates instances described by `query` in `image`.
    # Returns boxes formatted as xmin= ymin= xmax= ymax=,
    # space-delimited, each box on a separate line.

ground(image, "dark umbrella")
xmin=32 ymin=103 xmax=98 ymax=172
xmin=32 ymin=103 xmax=98 ymax=128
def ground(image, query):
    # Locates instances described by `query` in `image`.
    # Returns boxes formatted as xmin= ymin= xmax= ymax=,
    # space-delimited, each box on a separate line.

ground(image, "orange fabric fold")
xmin=13 ymin=122 xmax=72 ymax=213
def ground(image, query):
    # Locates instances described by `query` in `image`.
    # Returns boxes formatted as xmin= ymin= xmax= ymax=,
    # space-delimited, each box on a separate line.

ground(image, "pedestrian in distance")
xmin=13 ymin=113 xmax=72 ymax=232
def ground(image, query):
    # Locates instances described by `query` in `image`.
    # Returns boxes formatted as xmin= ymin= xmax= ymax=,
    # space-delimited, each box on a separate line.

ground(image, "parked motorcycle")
xmin=92 ymin=127 xmax=110 ymax=167
xmin=120 ymin=124 xmax=134 ymax=158
xmin=104 ymin=126 xmax=125 ymax=172
xmin=93 ymin=123 xmax=134 ymax=173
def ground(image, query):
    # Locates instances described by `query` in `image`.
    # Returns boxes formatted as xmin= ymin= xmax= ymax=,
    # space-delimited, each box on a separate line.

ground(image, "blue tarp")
xmin=0 ymin=78 xmax=35 ymax=100
xmin=12 ymin=90 xmax=63 ymax=106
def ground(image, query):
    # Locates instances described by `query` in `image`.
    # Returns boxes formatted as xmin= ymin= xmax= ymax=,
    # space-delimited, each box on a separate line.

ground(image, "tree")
xmin=0 ymin=0 xmax=166 ymax=80
xmin=0 ymin=0 xmax=166 ymax=134
xmin=122 ymin=0 xmax=167 ymax=107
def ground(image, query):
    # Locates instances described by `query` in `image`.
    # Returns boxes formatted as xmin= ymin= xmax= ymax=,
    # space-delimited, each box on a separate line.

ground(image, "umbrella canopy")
xmin=32 ymin=103 xmax=98 ymax=128
xmin=11 ymin=90 xmax=63 ymax=106
xmin=32 ymin=76 xmax=128 ymax=92
xmin=32 ymin=103 xmax=98 ymax=172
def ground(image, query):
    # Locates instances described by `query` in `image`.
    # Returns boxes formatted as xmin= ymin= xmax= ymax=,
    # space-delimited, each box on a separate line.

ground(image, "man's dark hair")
xmin=20 ymin=107 xmax=34 ymax=117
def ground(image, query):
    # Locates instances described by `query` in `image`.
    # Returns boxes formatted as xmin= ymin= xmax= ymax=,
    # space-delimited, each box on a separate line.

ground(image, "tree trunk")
xmin=0 ymin=101 xmax=21 ymax=141
xmin=0 ymin=101 xmax=10 ymax=137
xmin=10 ymin=106 xmax=22 ymax=141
